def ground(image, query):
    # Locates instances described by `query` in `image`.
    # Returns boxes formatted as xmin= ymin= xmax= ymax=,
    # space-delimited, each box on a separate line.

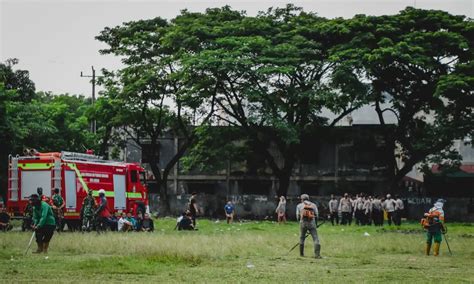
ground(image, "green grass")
xmin=1 ymin=219 xmax=473 ymax=283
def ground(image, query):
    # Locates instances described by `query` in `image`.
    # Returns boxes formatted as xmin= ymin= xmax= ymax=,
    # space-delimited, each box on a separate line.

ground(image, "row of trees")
xmin=1 ymin=6 xmax=472 ymax=214
xmin=95 ymin=6 xmax=473 ymax=211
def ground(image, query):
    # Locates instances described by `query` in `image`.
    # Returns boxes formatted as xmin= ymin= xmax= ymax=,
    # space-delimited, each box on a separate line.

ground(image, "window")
xmin=130 ymin=170 xmax=138 ymax=183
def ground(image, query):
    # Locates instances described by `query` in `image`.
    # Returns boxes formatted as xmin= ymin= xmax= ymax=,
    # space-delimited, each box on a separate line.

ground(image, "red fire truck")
xmin=7 ymin=151 xmax=148 ymax=229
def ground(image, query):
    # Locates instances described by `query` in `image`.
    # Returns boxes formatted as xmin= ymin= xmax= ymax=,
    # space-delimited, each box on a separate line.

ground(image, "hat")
xmin=98 ymin=189 xmax=106 ymax=196
xmin=435 ymin=199 xmax=446 ymax=204
xmin=300 ymin=194 xmax=309 ymax=201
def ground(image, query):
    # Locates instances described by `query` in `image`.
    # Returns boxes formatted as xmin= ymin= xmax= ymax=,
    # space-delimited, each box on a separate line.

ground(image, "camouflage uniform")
xmin=51 ymin=193 xmax=64 ymax=231
xmin=81 ymin=192 xmax=96 ymax=231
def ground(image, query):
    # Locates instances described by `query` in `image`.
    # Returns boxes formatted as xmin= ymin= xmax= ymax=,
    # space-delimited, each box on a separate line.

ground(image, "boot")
xmin=33 ymin=242 xmax=43 ymax=254
xmin=425 ymin=243 xmax=431 ymax=255
xmin=315 ymin=244 xmax=322 ymax=259
xmin=43 ymin=242 xmax=49 ymax=254
xmin=433 ymin=242 xmax=440 ymax=256
xmin=299 ymin=244 xmax=304 ymax=257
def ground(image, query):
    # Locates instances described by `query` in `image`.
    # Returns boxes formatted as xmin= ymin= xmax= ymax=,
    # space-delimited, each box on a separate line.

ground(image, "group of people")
xmin=328 ymin=193 xmax=404 ymax=226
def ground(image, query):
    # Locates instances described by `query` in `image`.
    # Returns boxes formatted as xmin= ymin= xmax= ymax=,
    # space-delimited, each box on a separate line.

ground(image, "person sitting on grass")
xmin=126 ymin=212 xmax=137 ymax=230
xmin=178 ymin=211 xmax=195 ymax=231
xmin=135 ymin=212 xmax=144 ymax=231
xmin=118 ymin=212 xmax=133 ymax=232
xmin=0 ymin=207 xmax=13 ymax=232
xmin=140 ymin=213 xmax=154 ymax=232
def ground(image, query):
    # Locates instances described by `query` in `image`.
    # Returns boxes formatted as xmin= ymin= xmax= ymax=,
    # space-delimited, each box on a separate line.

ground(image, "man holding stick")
xmin=296 ymin=194 xmax=322 ymax=259
xmin=30 ymin=194 xmax=56 ymax=254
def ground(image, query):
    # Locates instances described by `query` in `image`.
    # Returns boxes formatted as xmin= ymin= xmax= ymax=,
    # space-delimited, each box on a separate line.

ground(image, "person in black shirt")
xmin=178 ymin=211 xmax=195 ymax=231
xmin=0 ymin=208 xmax=12 ymax=231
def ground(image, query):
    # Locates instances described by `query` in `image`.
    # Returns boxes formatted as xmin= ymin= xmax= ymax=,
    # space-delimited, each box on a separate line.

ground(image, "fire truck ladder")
xmin=53 ymin=158 xmax=62 ymax=192
xmin=8 ymin=155 xmax=19 ymax=201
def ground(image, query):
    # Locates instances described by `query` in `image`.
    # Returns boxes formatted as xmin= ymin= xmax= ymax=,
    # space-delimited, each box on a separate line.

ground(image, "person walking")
xmin=296 ymin=194 xmax=321 ymax=259
xmin=188 ymin=192 xmax=199 ymax=228
xmin=224 ymin=201 xmax=235 ymax=224
xmin=30 ymin=194 xmax=56 ymax=254
xmin=275 ymin=196 xmax=287 ymax=224
xmin=81 ymin=190 xmax=96 ymax=231
xmin=338 ymin=193 xmax=352 ymax=225
xmin=421 ymin=199 xmax=446 ymax=256
xmin=328 ymin=195 xmax=339 ymax=225
xmin=383 ymin=194 xmax=396 ymax=226
xmin=51 ymin=188 xmax=65 ymax=232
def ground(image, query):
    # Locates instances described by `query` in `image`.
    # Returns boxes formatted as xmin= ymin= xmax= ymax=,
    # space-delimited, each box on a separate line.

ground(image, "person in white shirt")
xmin=328 ymin=195 xmax=339 ymax=225
xmin=383 ymin=194 xmax=396 ymax=226
xmin=394 ymin=195 xmax=405 ymax=226
xmin=117 ymin=212 xmax=132 ymax=232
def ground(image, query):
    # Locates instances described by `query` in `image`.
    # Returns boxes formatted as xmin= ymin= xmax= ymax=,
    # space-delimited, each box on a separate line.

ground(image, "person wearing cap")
xmin=296 ymin=194 xmax=321 ymax=258
xmin=51 ymin=188 xmax=65 ymax=232
xmin=422 ymin=199 xmax=446 ymax=256
xmin=80 ymin=190 xmax=96 ymax=231
xmin=383 ymin=194 xmax=396 ymax=226
xmin=94 ymin=189 xmax=111 ymax=231
xmin=30 ymin=194 xmax=56 ymax=253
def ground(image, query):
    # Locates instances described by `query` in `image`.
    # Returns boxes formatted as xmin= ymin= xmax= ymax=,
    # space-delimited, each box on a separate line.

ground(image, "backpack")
xmin=420 ymin=211 xmax=441 ymax=229
xmin=301 ymin=202 xmax=315 ymax=221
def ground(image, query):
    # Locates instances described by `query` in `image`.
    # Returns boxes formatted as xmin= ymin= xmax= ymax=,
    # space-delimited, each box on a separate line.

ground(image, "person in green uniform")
xmin=30 ymin=194 xmax=56 ymax=254
xmin=80 ymin=190 xmax=96 ymax=231
xmin=51 ymin=188 xmax=65 ymax=232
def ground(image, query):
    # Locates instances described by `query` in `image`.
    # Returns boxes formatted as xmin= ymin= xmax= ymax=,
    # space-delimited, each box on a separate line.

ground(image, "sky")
xmin=1 ymin=0 xmax=473 ymax=123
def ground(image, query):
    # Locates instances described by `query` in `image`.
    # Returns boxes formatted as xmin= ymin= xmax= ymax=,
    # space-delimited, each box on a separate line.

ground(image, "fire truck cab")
xmin=7 ymin=151 xmax=148 ymax=230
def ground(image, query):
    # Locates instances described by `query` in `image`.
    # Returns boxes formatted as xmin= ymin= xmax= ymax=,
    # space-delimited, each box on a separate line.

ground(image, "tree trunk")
xmin=149 ymin=160 xmax=171 ymax=215
xmin=276 ymin=172 xmax=291 ymax=197
xmin=390 ymin=160 xmax=417 ymax=192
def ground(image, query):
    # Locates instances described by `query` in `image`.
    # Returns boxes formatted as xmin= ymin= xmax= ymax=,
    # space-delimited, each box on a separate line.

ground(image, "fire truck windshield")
xmin=140 ymin=171 xmax=146 ymax=185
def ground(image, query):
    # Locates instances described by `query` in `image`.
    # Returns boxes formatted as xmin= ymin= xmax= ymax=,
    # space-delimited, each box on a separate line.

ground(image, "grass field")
xmin=1 ymin=218 xmax=473 ymax=283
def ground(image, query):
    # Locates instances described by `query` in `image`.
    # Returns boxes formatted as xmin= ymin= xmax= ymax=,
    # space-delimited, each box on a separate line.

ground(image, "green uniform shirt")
xmin=33 ymin=201 xmax=56 ymax=227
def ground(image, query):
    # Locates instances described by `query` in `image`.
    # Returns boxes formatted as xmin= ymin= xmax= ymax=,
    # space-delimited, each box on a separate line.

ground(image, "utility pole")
xmin=80 ymin=66 xmax=101 ymax=133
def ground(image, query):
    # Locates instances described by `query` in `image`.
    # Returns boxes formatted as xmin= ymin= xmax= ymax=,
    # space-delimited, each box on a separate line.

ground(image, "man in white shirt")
xmin=394 ymin=195 xmax=405 ymax=226
xmin=117 ymin=212 xmax=132 ymax=232
xmin=328 ymin=195 xmax=339 ymax=225
xmin=383 ymin=194 xmax=396 ymax=226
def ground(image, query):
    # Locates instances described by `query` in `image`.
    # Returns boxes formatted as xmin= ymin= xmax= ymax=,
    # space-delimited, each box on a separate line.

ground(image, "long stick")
xmin=24 ymin=231 xmax=36 ymax=256
xmin=443 ymin=233 xmax=453 ymax=256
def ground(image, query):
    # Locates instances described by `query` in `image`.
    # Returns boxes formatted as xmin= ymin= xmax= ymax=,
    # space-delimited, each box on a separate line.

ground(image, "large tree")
xmin=173 ymin=6 xmax=368 ymax=196
xmin=96 ymin=18 xmax=216 ymax=213
xmin=335 ymin=8 xmax=474 ymax=187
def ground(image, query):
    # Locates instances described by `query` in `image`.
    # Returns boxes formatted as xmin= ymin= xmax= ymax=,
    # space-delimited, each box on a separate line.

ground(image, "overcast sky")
xmin=1 ymin=0 xmax=472 ymax=123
